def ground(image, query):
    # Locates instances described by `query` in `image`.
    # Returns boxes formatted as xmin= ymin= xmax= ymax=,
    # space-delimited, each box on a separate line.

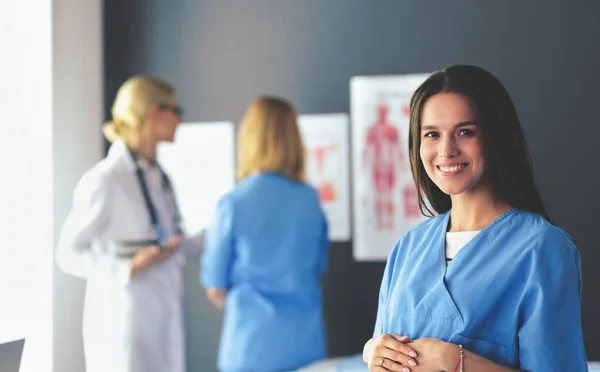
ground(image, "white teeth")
xmin=439 ymin=164 xmax=465 ymax=172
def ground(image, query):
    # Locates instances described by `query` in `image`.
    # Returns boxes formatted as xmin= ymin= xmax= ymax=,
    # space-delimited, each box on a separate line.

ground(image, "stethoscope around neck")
xmin=124 ymin=146 xmax=183 ymax=250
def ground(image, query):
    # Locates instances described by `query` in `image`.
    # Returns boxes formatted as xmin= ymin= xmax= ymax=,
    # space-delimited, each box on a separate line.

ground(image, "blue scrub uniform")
xmin=374 ymin=209 xmax=587 ymax=371
xmin=202 ymin=172 xmax=329 ymax=372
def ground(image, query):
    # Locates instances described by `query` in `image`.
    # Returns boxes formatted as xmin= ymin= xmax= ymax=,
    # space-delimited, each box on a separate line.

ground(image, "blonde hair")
xmin=103 ymin=75 xmax=176 ymax=144
xmin=236 ymin=96 xmax=306 ymax=182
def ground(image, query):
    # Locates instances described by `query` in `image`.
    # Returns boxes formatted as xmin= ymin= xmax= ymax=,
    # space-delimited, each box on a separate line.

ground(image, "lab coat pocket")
xmin=450 ymin=333 xmax=509 ymax=366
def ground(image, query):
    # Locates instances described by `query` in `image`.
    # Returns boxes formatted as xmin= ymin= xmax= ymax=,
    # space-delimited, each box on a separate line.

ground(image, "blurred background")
xmin=2 ymin=1 xmax=599 ymax=371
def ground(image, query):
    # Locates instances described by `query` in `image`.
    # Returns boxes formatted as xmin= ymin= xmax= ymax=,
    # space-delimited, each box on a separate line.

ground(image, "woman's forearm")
xmin=438 ymin=343 xmax=519 ymax=372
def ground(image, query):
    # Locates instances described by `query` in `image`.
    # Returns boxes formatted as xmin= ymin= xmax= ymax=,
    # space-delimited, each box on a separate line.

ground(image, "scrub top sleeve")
xmin=57 ymin=170 xmax=133 ymax=285
xmin=517 ymin=242 xmax=587 ymax=371
xmin=373 ymin=242 xmax=398 ymax=338
xmin=318 ymin=210 xmax=330 ymax=275
xmin=201 ymin=197 xmax=235 ymax=289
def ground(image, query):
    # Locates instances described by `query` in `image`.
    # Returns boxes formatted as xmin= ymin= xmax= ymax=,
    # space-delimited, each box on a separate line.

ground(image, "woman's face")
xmin=419 ymin=92 xmax=488 ymax=197
xmin=149 ymin=98 xmax=182 ymax=143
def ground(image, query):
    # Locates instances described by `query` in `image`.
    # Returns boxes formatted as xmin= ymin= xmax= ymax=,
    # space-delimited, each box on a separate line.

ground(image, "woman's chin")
xmin=437 ymin=184 xmax=467 ymax=196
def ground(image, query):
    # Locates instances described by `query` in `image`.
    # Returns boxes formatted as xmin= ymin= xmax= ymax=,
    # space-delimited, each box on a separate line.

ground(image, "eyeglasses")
xmin=158 ymin=104 xmax=184 ymax=117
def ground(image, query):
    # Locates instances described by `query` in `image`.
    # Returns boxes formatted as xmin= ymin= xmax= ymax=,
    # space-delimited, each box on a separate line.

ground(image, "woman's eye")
xmin=458 ymin=129 xmax=476 ymax=136
xmin=423 ymin=131 xmax=438 ymax=138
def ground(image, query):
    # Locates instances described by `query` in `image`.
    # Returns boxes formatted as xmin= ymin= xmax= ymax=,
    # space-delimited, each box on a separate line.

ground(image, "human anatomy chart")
xmin=298 ymin=113 xmax=351 ymax=242
xmin=351 ymin=73 xmax=430 ymax=261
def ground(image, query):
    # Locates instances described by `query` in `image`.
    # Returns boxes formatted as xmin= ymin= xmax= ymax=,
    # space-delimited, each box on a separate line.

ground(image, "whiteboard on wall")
xmin=158 ymin=122 xmax=236 ymax=236
xmin=350 ymin=73 xmax=430 ymax=261
xmin=298 ymin=113 xmax=351 ymax=242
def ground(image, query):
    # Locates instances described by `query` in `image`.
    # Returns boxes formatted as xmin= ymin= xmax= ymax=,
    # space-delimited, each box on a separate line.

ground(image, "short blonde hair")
xmin=236 ymin=96 xmax=306 ymax=182
xmin=103 ymin=75 xmax=176 ymax=144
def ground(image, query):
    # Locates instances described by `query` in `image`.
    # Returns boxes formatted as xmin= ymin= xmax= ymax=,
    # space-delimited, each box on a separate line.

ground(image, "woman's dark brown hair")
xmin=408 ymin=65 xmax=550 ymax=221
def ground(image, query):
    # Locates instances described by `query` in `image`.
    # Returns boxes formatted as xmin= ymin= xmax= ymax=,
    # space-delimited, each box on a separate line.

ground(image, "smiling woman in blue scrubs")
xmin=362 ymin=65 xmax=587 ymax=371
xmin=202 ymin=96 xmax=330 ymax=372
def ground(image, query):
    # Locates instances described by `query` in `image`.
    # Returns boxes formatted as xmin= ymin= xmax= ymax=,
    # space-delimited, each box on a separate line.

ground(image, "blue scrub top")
xmin=202 ymin=172 xmax=329 ymax=372
xmin=374 ymin=209 xmax=587 ymax=371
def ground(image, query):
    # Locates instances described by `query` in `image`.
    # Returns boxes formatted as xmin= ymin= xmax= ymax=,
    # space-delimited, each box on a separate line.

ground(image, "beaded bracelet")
xmin=452 ymin=344 xmax=464 ymax=372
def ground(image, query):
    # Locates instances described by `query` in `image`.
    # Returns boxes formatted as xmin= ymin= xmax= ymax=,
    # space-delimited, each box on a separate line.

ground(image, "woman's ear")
xmin=146 ymin=104 xmax=159 ymax=121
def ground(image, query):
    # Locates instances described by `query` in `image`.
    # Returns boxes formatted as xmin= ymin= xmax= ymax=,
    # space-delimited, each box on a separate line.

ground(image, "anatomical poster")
xmin=351 ymin=73 xmax=430 ymax=261
xmin=298 ymin=113 xmax=351 ymax=242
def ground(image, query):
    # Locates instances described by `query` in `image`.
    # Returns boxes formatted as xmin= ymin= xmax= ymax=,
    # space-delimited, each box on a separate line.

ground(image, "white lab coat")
xmin=57 ymin=141 xmax=203 ymax=372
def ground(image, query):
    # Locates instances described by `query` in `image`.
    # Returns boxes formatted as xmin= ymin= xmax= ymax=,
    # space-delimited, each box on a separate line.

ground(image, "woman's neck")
xmin=128 ymin=137 xmax=157 ymax=163
xmin=448 ymin=189 xmax=511 ymax=232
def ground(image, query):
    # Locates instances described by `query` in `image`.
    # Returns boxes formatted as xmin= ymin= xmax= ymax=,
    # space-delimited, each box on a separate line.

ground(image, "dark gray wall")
xmin=104 ymin=1 xmax=600 ymax=370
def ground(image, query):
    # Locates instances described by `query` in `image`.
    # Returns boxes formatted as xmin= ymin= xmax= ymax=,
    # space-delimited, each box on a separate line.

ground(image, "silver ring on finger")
xmin=380 ymin=358 xmax=385 ymax=367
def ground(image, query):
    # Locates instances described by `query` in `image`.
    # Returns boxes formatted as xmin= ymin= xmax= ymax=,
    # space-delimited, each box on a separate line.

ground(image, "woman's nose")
xmin=438 ymin=136 xmax=459 ymax=158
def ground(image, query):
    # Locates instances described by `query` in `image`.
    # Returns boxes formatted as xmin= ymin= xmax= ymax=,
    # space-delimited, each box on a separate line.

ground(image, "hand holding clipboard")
xmin=131 ymin=235 xmax=180 ymax=277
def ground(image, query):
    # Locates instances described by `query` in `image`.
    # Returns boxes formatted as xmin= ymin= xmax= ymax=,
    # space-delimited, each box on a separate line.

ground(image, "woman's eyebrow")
xmin=421 ymin=121 xmax=478 ymax=131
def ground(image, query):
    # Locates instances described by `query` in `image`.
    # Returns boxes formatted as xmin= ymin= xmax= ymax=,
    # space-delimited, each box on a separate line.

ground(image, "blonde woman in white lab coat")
xmin=57 ymin=76 xmax=203 ymax=372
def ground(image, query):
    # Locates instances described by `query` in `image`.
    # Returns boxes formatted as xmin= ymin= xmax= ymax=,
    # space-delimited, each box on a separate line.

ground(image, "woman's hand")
xmin=131 ymin=235 xmax=180 ymax=276
xmin=405 ymin=338 xmax=459 ymax=372
xmin=206 ymin=288 xmax=227 ymax=310
xmin=363 ymin=334 xmax=419 ymax=371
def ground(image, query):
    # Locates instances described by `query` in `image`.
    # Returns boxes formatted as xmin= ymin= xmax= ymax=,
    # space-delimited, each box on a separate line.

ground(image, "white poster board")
xmin=298 ymin=113 xmax=351 ymax=242
xmin=351 ymin=73 xmax=430 ymax=261
xmin=158 ymin=122 xmax=235 ymax=236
